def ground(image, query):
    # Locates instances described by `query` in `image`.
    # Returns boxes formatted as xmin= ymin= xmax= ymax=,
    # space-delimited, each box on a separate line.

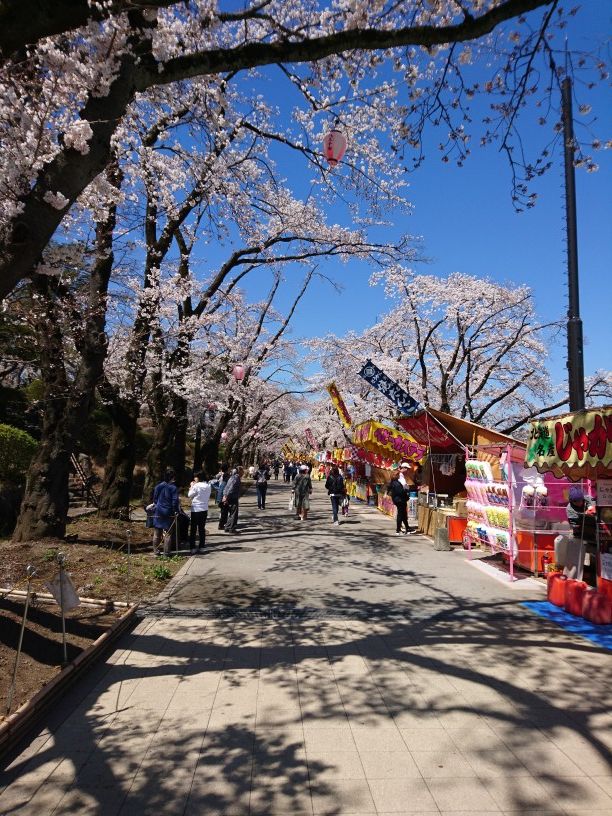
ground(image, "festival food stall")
xmin=395 ymin=409 xmax=525 ymax=546
xmin=349 ymin=421 xmax=426 ymax=518
xmin=525 ymin=406 xmax=612 ymax=612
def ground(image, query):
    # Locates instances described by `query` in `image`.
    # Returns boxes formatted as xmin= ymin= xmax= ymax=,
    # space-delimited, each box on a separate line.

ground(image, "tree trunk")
xmin=98 ymin=401 xmax=138 ymax=517
xmin=142 ymin=394 xmax=188 ymax=498
xmin=13 ymin=419 xmax=71 ymax=541
xmin=201 ymin=437 xmax=221 ymax=477
xmin=193 ymin=424 xmax=203 ymax=472
xmin=142 ymin=414 xmax=173 ymax=501
xmin=13 ymin=184 xmax=119 ymax=539
xmin=169 ymin=394 xmax=188 ymax=485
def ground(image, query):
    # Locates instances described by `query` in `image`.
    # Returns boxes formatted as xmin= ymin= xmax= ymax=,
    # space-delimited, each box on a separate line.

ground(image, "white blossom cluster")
xmin=1 ymin=0 xmax=605 ymax=271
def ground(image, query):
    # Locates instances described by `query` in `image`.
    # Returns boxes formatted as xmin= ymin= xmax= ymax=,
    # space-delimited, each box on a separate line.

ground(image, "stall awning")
xmin=525 ymin=406 xmax=612 ymax=482
xmin=340 ymin=445 xmax=396 ymax=469
xmin=352 ymin=421 xmax=426 ymax=462
xmin=395 ymin=408 xmax=523 ymax=450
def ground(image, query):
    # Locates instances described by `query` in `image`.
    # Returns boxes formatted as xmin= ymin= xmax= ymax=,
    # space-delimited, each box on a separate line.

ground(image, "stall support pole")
xmin=57 ymin=553 xmax=68 ymax=665
xmin=562 ymin=75 xmax=585 ymax=412
xmin=126 ymin=528 xmax=132 ymax=607
xmin=507 ymin=444 xmax=515 ymax=582
xmin=464 ymin=445 xmax=473 ymax=560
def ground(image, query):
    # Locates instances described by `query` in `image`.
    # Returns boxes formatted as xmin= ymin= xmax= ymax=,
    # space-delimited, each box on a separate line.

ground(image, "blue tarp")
xmin=523 ymin=601 xmax=612 ymax=651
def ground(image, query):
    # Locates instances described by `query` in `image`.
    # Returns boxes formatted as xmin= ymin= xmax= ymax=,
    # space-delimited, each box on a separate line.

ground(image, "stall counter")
xmin=515 ymin=530 xmax=557 ymax=575
xmin=417 ymin=505 xmax=467 ymax=543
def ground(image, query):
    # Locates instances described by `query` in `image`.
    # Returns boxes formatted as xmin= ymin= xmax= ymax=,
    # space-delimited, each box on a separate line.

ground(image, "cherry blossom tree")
xmin=307 ymin=267 xmax=611 ymax=435
xmin=1 ymin=0 xmax=606 ymax=300
xmin=2 ymin=59 xmax=423 ymax=532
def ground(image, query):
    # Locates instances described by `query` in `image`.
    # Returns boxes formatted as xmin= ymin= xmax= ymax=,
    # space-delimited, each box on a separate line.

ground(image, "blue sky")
xmin=213 ymin=2 xmax=612 ymax=390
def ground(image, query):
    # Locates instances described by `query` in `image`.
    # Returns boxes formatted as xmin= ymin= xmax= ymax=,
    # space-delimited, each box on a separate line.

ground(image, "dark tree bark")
xmin=0 ymin=0 xmax=178 ymax=58
xmin=142 ymin=394 xmax=189 ymax=498
xmin=13 ymin=280 xmax=71 ymax=540
xmin=13 ymin=172 xmax=119 ymax=540
xmin=142 ymin=416 xmax=173 ymax=502
xmin=98 ymin=236 xmax=163 ymax=514
xmin=201 ymin=422 xmax=231 ymax=477
xmin=170 ymin=394 xmax=188 ymax=485
xmin=193 ymin=424 xmax=203 ymax=472
xmin=97 ymin=397 xmax=139 ymax=516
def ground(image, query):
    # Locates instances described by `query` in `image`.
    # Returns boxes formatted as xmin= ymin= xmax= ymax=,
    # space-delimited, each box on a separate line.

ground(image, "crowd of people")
xmin=148 ymin=457 xmax=421 ymax=556
xmin=148 ymin=464 xmax=245 ymax=556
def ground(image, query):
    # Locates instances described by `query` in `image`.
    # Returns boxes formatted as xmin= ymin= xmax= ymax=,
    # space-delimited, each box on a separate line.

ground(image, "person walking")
xmin=188 ymin=470 xmax=211 ymax=553
xmin=293 ymin=464 xmax=313 ymax=521
xmin=254 ymin=462 xmax=270 ymax=509
xmin=273 ymin=461 xmax=280 ymax=480
xmin=222 ymin=466 xmax=242 ymax=534
xmin=151 ymin=469 xmax=180 ymax=556
xmin=213 ymin=469 xmax=230 ymax=529
xmin=389 ymin=463 xmax=416 ymax=535
xmin=325 ymin=465 xmax=345 ymax=526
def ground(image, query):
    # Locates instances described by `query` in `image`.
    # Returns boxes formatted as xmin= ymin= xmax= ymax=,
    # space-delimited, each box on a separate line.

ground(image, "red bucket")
xmin=596 ymin=573 xmax=612 ymax=602
xmin=564 ymin=579 xmax=588 ymax=617
xmin=582 ymin=590 xmax=612 ymax=625
xmin=547 ymin=573 xmax=566 ymax=607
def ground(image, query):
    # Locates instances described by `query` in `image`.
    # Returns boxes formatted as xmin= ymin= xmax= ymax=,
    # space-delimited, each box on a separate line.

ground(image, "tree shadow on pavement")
xmin=2 ymin=592 xmax=611 ymax=815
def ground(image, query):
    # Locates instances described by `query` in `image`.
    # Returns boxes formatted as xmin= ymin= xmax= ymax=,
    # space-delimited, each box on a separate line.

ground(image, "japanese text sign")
xmin=353 ymin=421 xmax=426 ymax=462
xmin=596 ymin=480 xmax=612 ymax=507
xmin=358 ymin=360 xmax=419 ymax=415
xmin=304 ymin=428 xmax=318 ymax=449
xmin=525 ymin=407 xmax=612 ymax=481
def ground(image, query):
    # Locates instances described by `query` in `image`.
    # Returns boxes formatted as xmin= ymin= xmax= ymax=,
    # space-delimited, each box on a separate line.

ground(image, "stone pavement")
xmin=1 ymin=481 xmax=611 ymax=815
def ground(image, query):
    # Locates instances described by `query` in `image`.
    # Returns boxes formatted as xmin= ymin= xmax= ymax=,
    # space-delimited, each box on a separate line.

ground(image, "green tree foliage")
xmin=0 ymin=423 xmax=38 ymax=482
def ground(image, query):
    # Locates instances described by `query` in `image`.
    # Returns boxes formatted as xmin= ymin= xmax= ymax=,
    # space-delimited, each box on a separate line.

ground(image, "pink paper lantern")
xmin=323 ymin=127 xmax=347 ymax=167
xmin=232 ymin=364 xmax=245 ymax=382
xmin=221 ymin=431 xmax=228 ymax=441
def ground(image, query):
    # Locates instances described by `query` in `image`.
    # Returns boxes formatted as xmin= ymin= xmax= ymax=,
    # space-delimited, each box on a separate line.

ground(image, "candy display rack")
xmin=464 ymin=446 xmax=519 ymax=581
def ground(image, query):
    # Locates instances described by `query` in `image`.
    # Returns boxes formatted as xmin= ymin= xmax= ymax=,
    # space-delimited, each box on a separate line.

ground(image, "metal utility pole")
xmin=561 ymin=75 xmax=585 ymax=412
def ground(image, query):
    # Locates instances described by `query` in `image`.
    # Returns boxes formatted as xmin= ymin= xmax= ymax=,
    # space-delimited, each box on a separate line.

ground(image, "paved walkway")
xmin=2 ymin=481 xmax=611 ymax=815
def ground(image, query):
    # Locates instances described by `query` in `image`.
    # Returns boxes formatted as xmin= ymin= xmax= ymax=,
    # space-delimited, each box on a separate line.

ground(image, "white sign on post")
xmin=600 ymin=553 xmax=612 ymax=582
xmin=596 ymin=479 xmax=612 ymax=507
xmin=45 ymin=571 xmax=80 ymax=611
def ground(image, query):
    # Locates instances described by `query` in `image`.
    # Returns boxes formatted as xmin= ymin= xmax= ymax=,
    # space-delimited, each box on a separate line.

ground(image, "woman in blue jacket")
xmin=152 ymin=469 xmax=180 ymax=555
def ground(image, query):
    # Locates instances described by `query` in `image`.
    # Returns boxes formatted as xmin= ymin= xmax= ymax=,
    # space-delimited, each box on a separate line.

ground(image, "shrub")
xmin=0 ymin=423 xmax=37 ymax=483
xmin=0 ymin=482 xmax=24 ymax=536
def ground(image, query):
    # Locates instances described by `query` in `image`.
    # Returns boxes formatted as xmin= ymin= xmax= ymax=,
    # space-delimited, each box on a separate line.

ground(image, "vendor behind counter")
xmin=566 ymin=486 xmax=598 ymax=544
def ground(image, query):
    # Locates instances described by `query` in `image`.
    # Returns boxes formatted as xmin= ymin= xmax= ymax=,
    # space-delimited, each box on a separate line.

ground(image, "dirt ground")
xmin=0 ymin=600 xmax=123 ymax=717
xmin=0 ymin=516 xmax=187 ymax=721
xmin=0 ymin=515 xmax=186 ymax=603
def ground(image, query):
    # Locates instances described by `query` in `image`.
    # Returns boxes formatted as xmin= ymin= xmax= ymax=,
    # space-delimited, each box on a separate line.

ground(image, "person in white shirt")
xmin=188 ymin=471 xmax=212 ymax=553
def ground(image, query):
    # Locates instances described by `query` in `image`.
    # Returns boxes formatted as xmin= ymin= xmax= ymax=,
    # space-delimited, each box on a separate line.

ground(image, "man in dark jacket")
xmin=389 ymin=468 xmax=412 ymax=536
xmin=325 ymin=466 xmax=345 ymax=526
xmin=254 ymin=462 xmax=270 ymax=509
xmin=222 ymin=467 xmax=243 ymax=534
